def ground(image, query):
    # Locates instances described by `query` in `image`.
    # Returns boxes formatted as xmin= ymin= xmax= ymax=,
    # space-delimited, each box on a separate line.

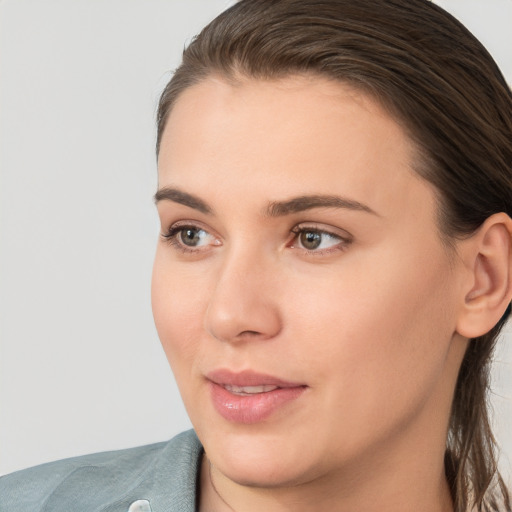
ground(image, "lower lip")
xmin=209 ymin=382 xmax=306 ymax=424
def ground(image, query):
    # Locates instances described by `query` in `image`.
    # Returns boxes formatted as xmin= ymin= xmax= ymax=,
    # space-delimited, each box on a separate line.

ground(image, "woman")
xmin=1 ymin=0 xmax=511 ymax=511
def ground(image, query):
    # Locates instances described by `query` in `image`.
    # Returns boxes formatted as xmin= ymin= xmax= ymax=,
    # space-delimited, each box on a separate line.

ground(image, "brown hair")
xmin=156 ymin=1 xmax=512 ymax=510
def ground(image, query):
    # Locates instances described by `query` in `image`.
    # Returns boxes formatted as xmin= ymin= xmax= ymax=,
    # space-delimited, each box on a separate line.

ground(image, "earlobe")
xmin=456 ymin=213 xmax=512 ymax=339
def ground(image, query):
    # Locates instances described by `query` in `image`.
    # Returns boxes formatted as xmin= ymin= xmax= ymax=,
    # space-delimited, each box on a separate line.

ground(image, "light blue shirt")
xmin=0 ymin=430 xmax=202 ymax=512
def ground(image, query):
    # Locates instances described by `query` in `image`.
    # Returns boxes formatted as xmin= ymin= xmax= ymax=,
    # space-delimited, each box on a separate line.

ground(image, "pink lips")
xmin=206 ymin=369 xmax=307 ymax=424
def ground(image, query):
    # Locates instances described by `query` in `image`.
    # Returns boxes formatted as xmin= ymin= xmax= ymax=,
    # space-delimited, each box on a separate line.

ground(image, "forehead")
xmin=158 ymin=75 xmax=436 ymax=225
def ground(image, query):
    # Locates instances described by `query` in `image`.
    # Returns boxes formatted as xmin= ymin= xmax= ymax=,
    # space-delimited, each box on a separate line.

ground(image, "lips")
xmin=206 ymin=370 xmax=307 ymax=424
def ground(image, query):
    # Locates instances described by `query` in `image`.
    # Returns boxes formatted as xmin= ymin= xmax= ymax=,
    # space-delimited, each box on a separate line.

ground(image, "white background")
xmin=1 ymin=0 xmax=511 ymax=483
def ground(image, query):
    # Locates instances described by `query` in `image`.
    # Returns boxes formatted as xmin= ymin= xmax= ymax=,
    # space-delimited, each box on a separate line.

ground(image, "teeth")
xmin=224 ymin=384 xmax=279 ymax=396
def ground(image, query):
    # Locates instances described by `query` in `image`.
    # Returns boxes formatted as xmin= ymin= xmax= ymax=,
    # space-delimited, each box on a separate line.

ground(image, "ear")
xmin=456 ymin=212 xmax=512 ymax=339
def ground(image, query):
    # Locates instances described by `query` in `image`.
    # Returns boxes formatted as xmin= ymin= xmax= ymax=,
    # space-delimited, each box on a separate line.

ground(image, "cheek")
xmin=283 ymin=243 xmax=457 ymax=412
xmin=151 ymin=251 xmax=208 ymax=371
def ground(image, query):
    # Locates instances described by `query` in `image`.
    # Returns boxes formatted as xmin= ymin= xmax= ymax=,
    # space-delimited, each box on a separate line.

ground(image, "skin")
xmin=152 ymin=75 xmax=473 ymax=512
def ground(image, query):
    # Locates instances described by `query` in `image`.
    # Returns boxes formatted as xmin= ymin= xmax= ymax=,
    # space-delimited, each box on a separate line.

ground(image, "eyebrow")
xmin=266 ymin=195 xmax=378 ymax=217
xmin=154 ymin=187 xmax=378 ymax=217
xmin=154 ymin=187 xmax=212 ymax=214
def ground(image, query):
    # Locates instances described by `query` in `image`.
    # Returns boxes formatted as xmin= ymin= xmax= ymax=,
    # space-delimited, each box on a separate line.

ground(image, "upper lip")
xmin=206 ymin=369 xmax=305 ymax=388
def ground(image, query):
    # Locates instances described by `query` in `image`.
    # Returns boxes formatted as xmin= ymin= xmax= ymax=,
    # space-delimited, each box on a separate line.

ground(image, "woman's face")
xmin=152 ymin=76 xmax=467 ymax=488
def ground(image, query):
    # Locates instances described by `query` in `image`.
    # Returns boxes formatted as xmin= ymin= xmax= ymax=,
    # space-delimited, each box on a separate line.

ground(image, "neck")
xmin=199 ymin=446 xmax=454 ymax=512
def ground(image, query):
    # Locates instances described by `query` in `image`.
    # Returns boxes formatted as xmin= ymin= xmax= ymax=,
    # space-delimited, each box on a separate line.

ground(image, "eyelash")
xmin=161 ymin=224 xmax=217 ymax=254
xmin=289 ymin=224 xmax=352 ymax=255
xmin=161 ymin=223 xmax=352 ymax=255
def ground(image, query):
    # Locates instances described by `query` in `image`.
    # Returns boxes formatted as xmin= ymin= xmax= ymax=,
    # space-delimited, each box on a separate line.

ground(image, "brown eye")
xmin=300 ymin=231 xmax=322 ymax=250
xmin=180 ymin=227 xmax=203 ymax=246
xmin=291 ymin=226 xmax=348 ymax=253
xmin=162 ymin=224 xmax=217 ymax=251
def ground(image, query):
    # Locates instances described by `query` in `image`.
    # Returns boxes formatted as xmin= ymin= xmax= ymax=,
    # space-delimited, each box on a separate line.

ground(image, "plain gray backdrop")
xmin=1 ymin=0 xmax=511 ymax=483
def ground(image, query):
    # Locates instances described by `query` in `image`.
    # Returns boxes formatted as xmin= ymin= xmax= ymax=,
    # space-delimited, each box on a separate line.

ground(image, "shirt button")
xmin=128 ymin=499 xmax=152 ymax=512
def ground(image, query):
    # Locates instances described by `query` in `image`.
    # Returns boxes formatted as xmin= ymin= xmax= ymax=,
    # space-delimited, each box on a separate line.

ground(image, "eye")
xmin=290 ymin=225 xmax=351 ymax=253
xmin=161 ymin=223 xmax=219 ymax=252
xmin=178 ymin=227 xmax=209 ymax=247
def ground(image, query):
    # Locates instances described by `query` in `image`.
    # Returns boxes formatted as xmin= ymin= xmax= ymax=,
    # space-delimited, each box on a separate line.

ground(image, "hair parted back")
xmin=157 ymin=0 xmax=512 ymax=510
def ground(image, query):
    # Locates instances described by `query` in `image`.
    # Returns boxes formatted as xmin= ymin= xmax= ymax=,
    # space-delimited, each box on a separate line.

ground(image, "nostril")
xmin=239 ymin=330 xmax=262 ymax=337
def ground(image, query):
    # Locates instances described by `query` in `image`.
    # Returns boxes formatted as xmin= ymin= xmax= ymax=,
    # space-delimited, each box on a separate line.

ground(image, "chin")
xmin=201 ymin=425 xmax=325 ymax=489
xmin=216 ymin=455 xmax=311 ymax=489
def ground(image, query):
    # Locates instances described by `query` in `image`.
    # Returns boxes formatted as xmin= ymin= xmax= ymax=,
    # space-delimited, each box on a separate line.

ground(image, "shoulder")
xmin=0 ymin=429 xmax=203 ymax=512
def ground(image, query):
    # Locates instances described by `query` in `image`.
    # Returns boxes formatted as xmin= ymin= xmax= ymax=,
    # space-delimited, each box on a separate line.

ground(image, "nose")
xmin=204 ymin=249 xmax=282 ymax=343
